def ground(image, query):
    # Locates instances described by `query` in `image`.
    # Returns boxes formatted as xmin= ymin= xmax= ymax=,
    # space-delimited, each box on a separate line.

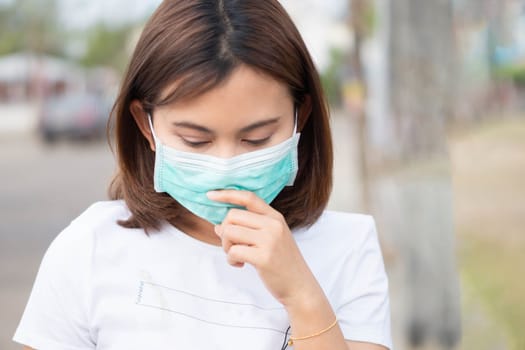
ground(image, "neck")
xmin=170 ymin=212 xmax=221 ymax=246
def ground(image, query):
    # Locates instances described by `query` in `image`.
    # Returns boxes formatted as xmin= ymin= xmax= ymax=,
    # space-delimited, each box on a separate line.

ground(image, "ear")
xmin=297 ymin=95 xmax=312 ymax=132
xmin=130 ymin=100 xmax=156 ymax=152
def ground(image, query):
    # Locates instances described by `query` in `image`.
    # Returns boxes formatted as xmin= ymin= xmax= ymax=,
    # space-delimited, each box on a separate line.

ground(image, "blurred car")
xmin=38 ymin=92 xmax=112 ymax=143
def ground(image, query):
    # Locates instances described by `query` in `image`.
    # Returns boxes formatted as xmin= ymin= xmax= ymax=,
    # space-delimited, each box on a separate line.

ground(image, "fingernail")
xmin=207 ymin=191 xmax=219 ymax=199
xmin=214 ymin=225 xmax=222 ymax=237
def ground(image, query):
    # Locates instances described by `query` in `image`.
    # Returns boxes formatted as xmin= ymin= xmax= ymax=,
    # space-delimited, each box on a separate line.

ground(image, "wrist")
xmin=283 ymin=283 xmax=341 ymax=347
xmin=282 ymin=279 xmax=329 ymax=318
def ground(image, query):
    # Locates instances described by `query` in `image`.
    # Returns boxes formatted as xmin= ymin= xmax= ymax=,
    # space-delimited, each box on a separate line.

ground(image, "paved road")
xmin=0 ymin=134 xmax=115 ymax=349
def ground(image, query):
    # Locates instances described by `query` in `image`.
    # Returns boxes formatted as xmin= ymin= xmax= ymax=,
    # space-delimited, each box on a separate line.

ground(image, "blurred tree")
xmin=320 ymin=47 xmax=345 ymax=106
xmin=0 ymin=0 xmax=64 ymax=56
xmin=0 ymin=0 xmax=137 ymax=73
xmin=0 ymin=2 xmax=22 ymax=54
xmin=348 ymin=0 xmax=375 ymax=212
xmin=80 ymin=22 xmax=135 ymax=72
xmin=388 ymin=1 xmax=456 ymax=160
xmin=379 ymin=0 xmax=462 ymax=349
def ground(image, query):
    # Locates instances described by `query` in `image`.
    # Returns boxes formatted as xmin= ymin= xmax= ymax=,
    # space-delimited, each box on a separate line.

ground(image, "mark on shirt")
xmin=135 ymin=280 xmax=288 ymax=334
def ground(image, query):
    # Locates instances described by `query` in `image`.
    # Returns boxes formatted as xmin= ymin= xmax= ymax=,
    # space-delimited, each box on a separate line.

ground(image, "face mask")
xmin=147 ymin=113 xmax=300 ymax=224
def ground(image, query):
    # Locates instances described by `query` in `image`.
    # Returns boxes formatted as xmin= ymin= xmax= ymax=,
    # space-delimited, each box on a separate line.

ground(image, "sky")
xmin=280 ymin=0 xmax=351 ymax=69
xmin=53 ymin=0 xmax=347 ymax=29
xmin=57 ymin=0 xmax=162 ymax=29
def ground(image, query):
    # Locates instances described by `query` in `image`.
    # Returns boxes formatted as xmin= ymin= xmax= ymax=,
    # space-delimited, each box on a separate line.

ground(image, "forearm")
xmin=284 ymin=278 xmax=347 ymax=350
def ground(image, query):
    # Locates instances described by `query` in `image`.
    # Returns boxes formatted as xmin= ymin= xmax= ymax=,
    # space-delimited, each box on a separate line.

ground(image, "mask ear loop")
xmin=293 ymin=107 xmax=298 ymax=135
xmin=147 ymin=113 xmax=159 ymax=143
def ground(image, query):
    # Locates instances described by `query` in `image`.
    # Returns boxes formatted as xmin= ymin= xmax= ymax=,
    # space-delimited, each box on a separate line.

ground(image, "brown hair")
xmin=109 ymin=0 xmax=333 ymax=230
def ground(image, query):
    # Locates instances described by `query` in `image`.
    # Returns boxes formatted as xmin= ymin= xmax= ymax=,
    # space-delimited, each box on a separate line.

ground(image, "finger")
xmin=222 ymin=208 xmax=269 ymax=230
xmin=207 ymin=190 xmax=278 ymax=217
xmin=215 ymin=224 xmax=234 ymax=256
xmin=222 ymin=209 xmax=281 ymax=248
xmin=216 ymin=224 xmax=259 ymax=268
xmin=220 ymin=223 xmax=260 ymax=248
xmin=227 ymin=244 xmax=260 ymax=267
xmin=226 ymin=256 xmax=245 ymax=268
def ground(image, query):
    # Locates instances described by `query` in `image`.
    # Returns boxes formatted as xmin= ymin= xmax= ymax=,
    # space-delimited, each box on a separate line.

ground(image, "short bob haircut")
xmin=109 ymin=0 xmax=333 ymax=231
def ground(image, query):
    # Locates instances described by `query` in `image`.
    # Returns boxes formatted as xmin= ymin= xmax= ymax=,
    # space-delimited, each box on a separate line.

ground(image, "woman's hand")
xmin=206 ymin=189 xmax=319 ymax=308
xmin=207 ymin=190 xmax=389 ymax=350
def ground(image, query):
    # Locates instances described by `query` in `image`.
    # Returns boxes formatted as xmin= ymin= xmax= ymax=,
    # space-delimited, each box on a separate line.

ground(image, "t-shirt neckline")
xmin=161 ymin=221 xmax=226 ymax=254
xmin=160 ymin=219 xmax=314 ymax=253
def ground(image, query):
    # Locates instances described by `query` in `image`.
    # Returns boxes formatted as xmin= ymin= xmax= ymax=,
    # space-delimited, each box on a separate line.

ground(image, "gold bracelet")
xmin=287 ymin=318 xmax=338 ymax=346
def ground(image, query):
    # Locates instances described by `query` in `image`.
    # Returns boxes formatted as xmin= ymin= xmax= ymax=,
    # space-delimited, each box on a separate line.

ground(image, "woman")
xmin=14 ymin=1 xmax=392 ymax=349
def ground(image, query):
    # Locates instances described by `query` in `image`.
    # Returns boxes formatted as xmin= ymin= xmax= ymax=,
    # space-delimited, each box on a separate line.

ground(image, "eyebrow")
xmin=172 ymin=117 xmax=281 ymax=134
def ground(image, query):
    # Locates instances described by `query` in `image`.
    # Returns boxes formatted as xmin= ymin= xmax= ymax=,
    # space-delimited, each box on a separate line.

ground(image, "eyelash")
xmin=242 ymin=136 xmax=271 ymax=146
xmin=181 ymin=139 xmax=210 ymax=148
xmin=181 ymin=137 xmax=271 ymax=148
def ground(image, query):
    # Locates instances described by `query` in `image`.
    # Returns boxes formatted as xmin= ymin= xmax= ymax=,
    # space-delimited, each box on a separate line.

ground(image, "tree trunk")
xmin=370 ymin=0 xmax=462 ymax=348
xmin=349 ymin=0 xmax=371 ymax=212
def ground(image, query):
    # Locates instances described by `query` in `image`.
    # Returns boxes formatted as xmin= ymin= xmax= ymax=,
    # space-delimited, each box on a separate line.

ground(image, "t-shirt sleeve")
xmin=12 ymin=221 xmax=96 ymax=350
xmin=337 ymin=216 xmax=393 ymax=350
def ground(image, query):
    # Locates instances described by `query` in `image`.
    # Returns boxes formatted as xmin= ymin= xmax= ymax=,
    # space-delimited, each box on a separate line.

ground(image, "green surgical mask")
xmin=148 ymin=114 xmax=300 ymax=224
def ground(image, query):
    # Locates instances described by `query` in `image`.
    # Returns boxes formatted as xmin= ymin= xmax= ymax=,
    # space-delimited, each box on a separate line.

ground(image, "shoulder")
xmin=294 ymin=211 xmax=392 ymax=349
xmin=60 ymin=200 xmax=132 ymax=242
xmin=295 ymin=210 xmax=377 ymax=248
xmin=313 ymin=210 xmax=375 ymax=233
xmin=11 ymin=202 xmax=131 ymax=349
xmin=293 ymin=210 xmax=382 ymax=269
xmin=44 ymin=200 xmax=133 ymax=263
xmin=70 ymin=200 xmax=131 ymax=231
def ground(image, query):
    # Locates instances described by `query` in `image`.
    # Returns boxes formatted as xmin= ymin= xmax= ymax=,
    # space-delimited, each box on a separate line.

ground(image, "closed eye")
xmin=181 ymin=138 xmax=211 ymax=148
xmin=242 ymin=136 xmax=271 ymax=146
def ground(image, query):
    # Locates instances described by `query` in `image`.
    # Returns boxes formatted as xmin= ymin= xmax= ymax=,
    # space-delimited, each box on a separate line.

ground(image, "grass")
xmin=460 ymin=236 xmax=525 ymax=349
xmin=450 ymin=117 xmax=525 ymax=350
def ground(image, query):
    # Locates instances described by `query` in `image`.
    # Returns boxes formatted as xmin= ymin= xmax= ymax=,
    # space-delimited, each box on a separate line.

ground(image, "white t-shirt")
xmin=13 ymin=200 xmax=392 ymax=350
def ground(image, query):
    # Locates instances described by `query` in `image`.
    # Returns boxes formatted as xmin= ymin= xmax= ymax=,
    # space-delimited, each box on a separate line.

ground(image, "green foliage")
xmin=0 ymin=3 xmax=21 ymax=54
xmin=320 ymin=48 xmax=346 ymax=106
xmin=461 ymin=235 xmax=525 ymax=350
xmin=79 ymin=22 xmax=135 ymax=72
xmin=0 ymin=0 xmax=137 ymax=72
xmin=0 ymin=0 xmax=64 ymax=56
xmin=495 ymin=64 xmax=525 ymax=87
xmin=456 ymin=120 xmax=525 ymax=350
xmin=363 ymin=2 xmax=377 ymax=37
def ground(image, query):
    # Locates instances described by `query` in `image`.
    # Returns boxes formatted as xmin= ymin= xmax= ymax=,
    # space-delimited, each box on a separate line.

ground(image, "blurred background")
xmin=0 ymin=0 xmax=524 ymax=349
